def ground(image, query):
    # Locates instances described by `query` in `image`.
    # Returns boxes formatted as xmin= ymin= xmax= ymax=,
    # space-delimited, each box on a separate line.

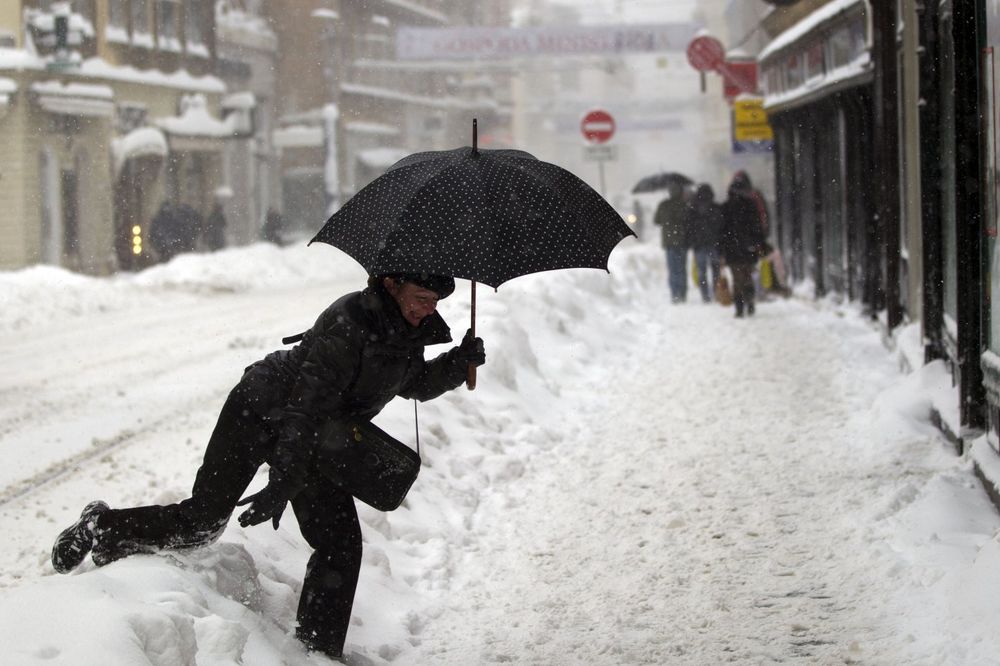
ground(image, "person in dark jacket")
xmin=720 ymin=174 xmax=766 ymax=317
xmin=202 ymin=190 xmax=230 ymax=251
xmin=683 ymin=184 xmax=724 ymax=303
xmin=50 ymin=273 xmax=485 ymax=659
xmin=652 ymin=181 xmax=689 ymax=303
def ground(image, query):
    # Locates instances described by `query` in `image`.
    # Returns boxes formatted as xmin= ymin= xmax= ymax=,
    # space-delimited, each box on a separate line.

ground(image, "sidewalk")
xmin=408 ymin=293 xmax=1000 ymax=664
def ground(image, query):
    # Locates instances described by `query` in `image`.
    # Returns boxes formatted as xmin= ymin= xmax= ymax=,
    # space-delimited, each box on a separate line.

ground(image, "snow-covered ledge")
xmin=31 ymin=80 xmax=114 ymax=117
xmin=0 ymin=77 xmax=16 ymax=116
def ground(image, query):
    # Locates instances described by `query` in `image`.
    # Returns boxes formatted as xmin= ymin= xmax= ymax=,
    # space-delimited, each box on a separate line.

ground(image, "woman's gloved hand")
xmin=236 ymin=481 xmax=292 ymax=529
xmin=455 ymin=328 xmax=485 ymax=367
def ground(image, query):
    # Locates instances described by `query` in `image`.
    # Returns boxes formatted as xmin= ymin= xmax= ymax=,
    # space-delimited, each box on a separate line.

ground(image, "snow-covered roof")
xmin=156 ymin=94 xmax=235 ymax=138
xmin=80 ymin=58 xmax=226 ymax=93
xmin=31 ymin=80 xmax=114 ymax=117
xmin=345 ymin=121 xmax=401 ymax=136
xmin=27 ymin=9 xmax=96 ymax=39
xmin=111 ymin=126 xmax=168 ymax=176
xmin=216 ymin=6 xmax=278 ymax=52
xmin=340 ymin=82 xmax=483 ymax=110
xmin=222 ymin=91 xmax=255 ymax=110
xmin=0 ymin=47 xmax=45 ymax=71
xmin=357 ymin=147 xmax=409 ymax=169
xmin=272 ymin=124 xmax=324 ymax=149
xmin=0 ymin=77 xmax=17 ymax=94
xmin=385 ymin=0 xmax=449 ymax=24
xmin=758 ymin=0 xmax=866 ymax=63
xmin=32 ymin=80 xmax=112 ymax=99
xmin=763 ymin=52 xmax=871 ymax=111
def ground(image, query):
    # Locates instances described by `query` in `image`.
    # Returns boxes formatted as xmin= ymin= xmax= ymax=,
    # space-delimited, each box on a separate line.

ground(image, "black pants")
xmin=93 ymin=365 xmax=363 ymax=656
xmin=730 ymin=263 xmax=756 ymax=315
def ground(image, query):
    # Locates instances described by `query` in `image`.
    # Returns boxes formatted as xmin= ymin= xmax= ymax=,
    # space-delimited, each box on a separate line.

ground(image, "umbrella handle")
xmin=466 ymin=280 xmax=477 ymax=390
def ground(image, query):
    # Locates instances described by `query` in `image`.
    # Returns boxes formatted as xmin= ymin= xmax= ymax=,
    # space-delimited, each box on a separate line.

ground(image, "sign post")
xmin=580 ymin=109 xmax=616 ymax=195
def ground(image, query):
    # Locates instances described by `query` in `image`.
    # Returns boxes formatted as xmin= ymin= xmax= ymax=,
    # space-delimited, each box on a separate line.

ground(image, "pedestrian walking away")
xmin=653 ymin=181 xmax=690 ymax=303
xmin=684 ymin=183 xmax=724 ymax=303
xmin=50 ymin=272 xmax=486 ymax=660
xmin=202 ymin=187 xmax=231 ymax=251
xmin=720 ymin=173 xmax=766 ymax=318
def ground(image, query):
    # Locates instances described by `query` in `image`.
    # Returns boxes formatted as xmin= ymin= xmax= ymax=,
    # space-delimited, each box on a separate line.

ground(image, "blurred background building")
xmin=0 ymin=0 xmax=513 ymax=270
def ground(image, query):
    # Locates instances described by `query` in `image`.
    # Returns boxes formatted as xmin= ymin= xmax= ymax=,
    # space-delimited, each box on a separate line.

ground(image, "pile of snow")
xmin=1 ymin=239 xmax=1000 ymax=664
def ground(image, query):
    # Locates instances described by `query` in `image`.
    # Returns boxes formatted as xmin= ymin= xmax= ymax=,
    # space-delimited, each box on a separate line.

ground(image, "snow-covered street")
xmin=1 ymin=239 xmax=999 ymax=665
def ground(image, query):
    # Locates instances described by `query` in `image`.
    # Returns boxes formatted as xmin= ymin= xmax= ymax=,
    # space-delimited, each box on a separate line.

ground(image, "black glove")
xmin=236 ymin=481 xmax=292 ymax=529
xmin=454 ymin=328 xmax=485 ymax=367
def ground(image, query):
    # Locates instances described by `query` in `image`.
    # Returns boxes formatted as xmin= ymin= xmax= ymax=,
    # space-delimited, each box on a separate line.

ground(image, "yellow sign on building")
xmin=732 ymin=97 xmax=774 ymax=151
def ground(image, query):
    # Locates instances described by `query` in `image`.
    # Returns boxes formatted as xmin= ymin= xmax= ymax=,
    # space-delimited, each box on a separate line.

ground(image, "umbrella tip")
xmin=472 ymin=118 xmax=478 ymax=156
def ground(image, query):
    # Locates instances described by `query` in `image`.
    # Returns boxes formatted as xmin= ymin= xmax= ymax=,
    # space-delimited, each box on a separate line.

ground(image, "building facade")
xmin=0 ymin=0 xmax=242 ymax=274
xmin=265 ymin=0 xmax=513 ymax=237
xmin=750 ymin=0 xmax=1000 ymax=504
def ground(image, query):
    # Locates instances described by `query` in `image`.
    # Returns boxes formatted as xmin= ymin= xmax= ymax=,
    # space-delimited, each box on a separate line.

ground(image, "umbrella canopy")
xmin=631 ymin=171 xmax=694 ymax=194
xmin=310 ymin=146 xmax=635 ymax=289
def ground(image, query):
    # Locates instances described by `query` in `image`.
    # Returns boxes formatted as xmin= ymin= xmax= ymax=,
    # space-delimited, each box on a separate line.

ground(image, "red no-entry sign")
xmin=686 ymin=34 xmax=725 ymax=72
xmin=581 ymin=109 xmax=616 ymax=144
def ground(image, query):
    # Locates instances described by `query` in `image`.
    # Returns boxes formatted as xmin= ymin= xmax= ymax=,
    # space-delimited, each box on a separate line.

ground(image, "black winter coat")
xmin=684 ymin=201 xmax=724 ymax=250
xmin=719 ymin=195 xmax=765 ymax=265
xmin=256 ymin=284 xmax=467 ymax=493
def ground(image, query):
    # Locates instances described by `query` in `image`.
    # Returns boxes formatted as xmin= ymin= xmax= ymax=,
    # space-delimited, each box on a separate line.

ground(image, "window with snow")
xmin=107 ymin=0 xmax=128 ymax=42
xmin=131 ymin=0 xmax=151 ymax=46
xmin=184 ymin=1 xmax=207 ymax=56
xmin=156 ymin=0 xmax=180 ymax=51
xmin=109 ymin=0 xmax=127 ymax=28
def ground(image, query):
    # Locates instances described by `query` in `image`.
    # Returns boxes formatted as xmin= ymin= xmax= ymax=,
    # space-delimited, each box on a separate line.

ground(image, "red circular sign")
xmin=686 ymin=35 xmax=725 ymax=72
xmin=581 ymin=109 xmax=615 ymax=144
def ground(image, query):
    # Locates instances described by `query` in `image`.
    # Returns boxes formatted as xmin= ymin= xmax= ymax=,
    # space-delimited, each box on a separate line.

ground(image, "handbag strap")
xmin=413 ymin=400 xmax=420 ymax=456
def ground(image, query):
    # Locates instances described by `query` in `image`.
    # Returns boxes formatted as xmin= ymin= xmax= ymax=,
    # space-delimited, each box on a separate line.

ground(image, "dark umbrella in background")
xmin=631 ymin=171 xmax=694 ymax=194
xmin=311 ymin=119 xmax=636 ymax=388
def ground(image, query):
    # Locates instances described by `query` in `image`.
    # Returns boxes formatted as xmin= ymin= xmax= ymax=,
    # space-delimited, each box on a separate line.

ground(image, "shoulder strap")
xmin=413 ymin=400 xmax=420 ymax=456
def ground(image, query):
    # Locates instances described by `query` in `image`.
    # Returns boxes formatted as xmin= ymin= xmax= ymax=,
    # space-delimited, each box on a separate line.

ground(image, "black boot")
xmin=51 ymin=501 xmax=110 ymax=573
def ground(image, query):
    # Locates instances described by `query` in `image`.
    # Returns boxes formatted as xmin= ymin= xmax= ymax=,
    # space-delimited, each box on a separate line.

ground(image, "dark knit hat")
xmin=381 ymin=273 xmax=456 ymax=299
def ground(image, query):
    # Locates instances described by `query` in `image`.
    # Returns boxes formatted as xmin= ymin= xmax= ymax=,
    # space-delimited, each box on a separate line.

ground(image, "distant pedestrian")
xmin=684 ymin=183 xmax=723 ymax=303
xmin=720 ymin=173 xmax=766 ymax=318
xmin=262 ymin=208 xmax=285 ymax=245
xmin=149 ymin=200 xmax=195 ymax=262
xmin=202 ymin=188 xmax=231 ymax=251
xmin=653 ymin=181 xmax=689 ymax=303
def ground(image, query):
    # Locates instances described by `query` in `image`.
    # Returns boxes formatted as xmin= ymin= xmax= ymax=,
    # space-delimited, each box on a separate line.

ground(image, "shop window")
xmin=828 ymin=25 xmax=854 ymax=68
xmin=184 ymin=1 xmax=207 ymax=54
xmin=76 ymin=0 xmax=95 ymax=25
xmin=848 ymin=15 xmax=866 ymax=61
xmin=107 ymin=0 xmax=128 ymax=43
xmin=156 ymin=0 xmax=180 ymax=51
xmin=785 ymin=52 xmax=804 ymax=89
xmin=132 ymin=0 xmax=151 ymax=47
xmin=109 ymin=0 xmax=128 ymax=28
xmin=806 ymin=40 xmax=824 ymax=81
xmin=983 ymin=47 xmax=1000 ymax=352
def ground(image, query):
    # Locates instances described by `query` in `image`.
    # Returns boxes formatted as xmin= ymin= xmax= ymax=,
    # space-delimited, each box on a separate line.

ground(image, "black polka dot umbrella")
xmin=310 ymin=121 xmax=636 ymax=389
xmin=310 ymin=130 xmax=636 ymax=289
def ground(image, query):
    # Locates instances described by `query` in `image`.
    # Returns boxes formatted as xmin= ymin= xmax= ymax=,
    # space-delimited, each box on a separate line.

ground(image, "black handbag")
xmin=315 ymin=418 xmax=421 ymax=511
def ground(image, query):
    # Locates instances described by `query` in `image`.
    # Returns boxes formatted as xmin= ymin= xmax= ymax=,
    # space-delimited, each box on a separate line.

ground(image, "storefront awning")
xmin=31 ymin=80 xmax=114 ymax=117
xmin=273 ymin=124 xmax=324 ymax=149
xmin=357 ymin=147 xmax=409 ymax=169
xmin=155 ymin=93 xmax=238 ymax=152
xmin=111 ymin=126 xmax=168 ymax=177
